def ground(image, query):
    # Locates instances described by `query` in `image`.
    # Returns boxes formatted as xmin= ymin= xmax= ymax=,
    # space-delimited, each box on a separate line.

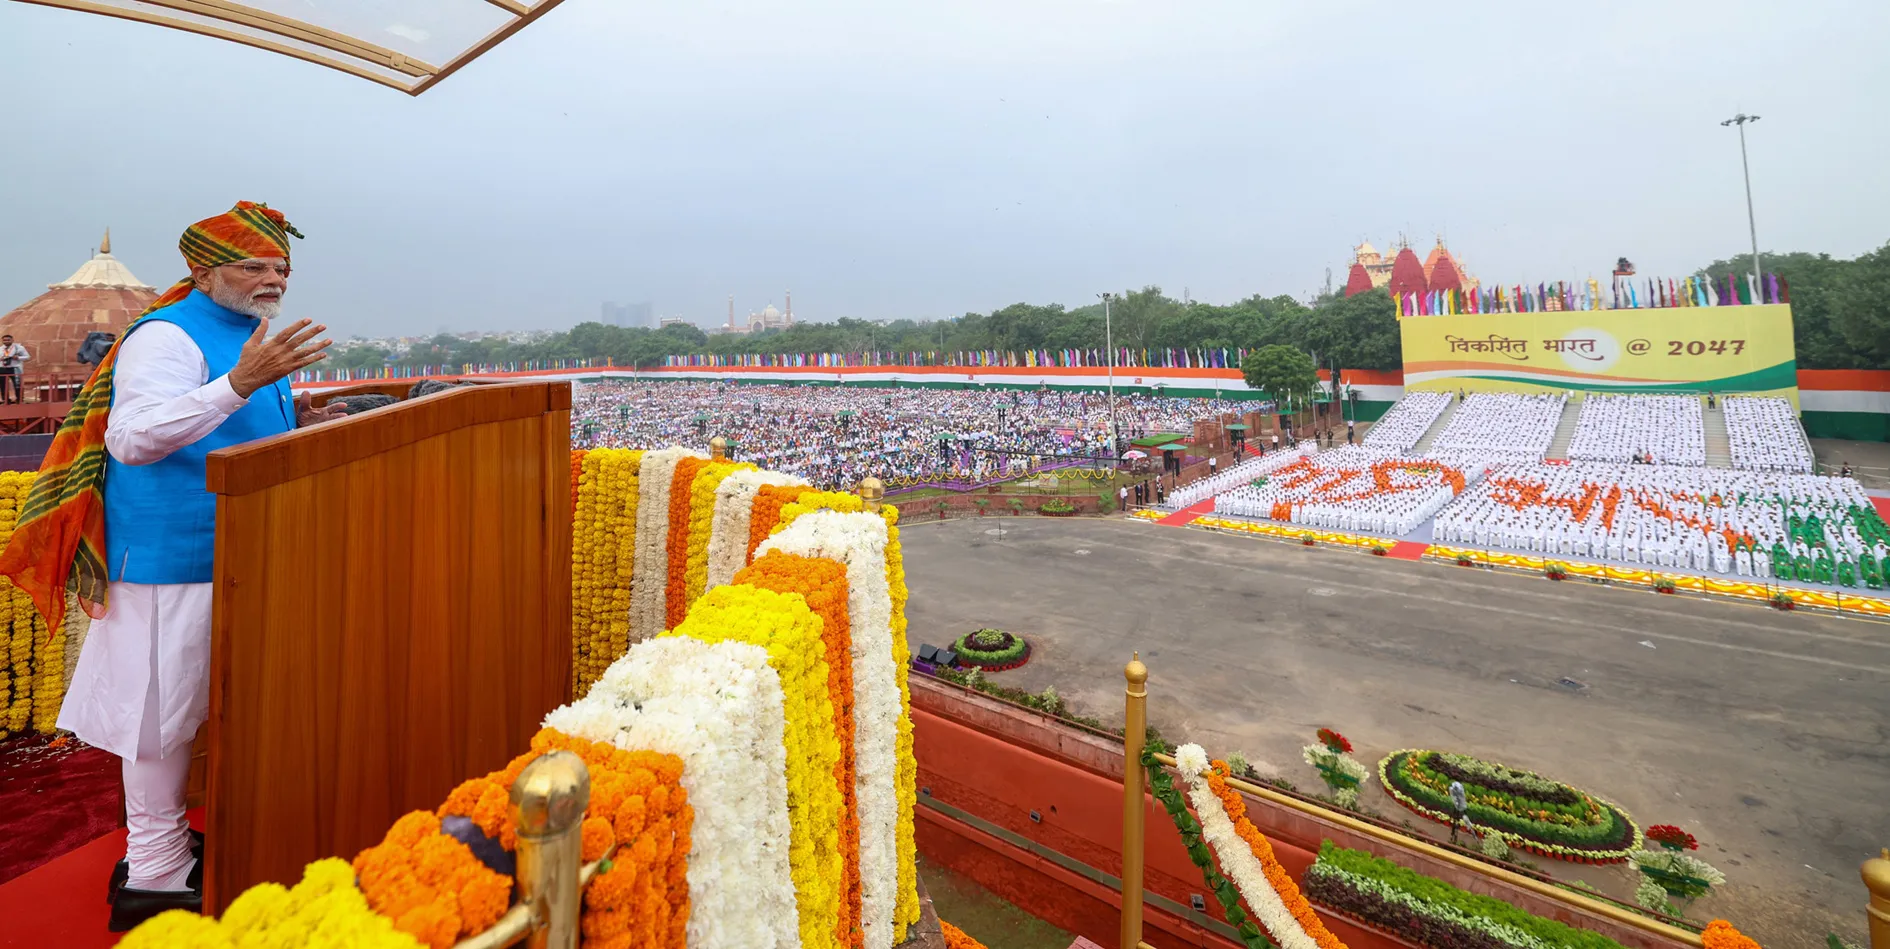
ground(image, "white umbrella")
xmin=1123 ymin=449 xmax=1149 ymax=460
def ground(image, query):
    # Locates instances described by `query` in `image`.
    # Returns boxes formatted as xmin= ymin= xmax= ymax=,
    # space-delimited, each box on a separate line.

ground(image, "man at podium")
xmin=0 ymin=202 xmax=342 ymax=931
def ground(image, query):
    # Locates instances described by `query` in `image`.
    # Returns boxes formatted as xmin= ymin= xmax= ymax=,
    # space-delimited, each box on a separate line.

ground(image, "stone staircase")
xmin=1410 ymin=397 xmax=1462 ymax=455
xmin=1703 ymin=402 xmax=1733 ymax=468
xmin=1545 ymin=397 xmax=1585 ymax=461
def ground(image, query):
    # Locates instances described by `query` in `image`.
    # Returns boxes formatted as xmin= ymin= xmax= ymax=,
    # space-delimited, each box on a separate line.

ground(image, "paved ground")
xmin=901 ymin=516 xmax=1890 ymax=949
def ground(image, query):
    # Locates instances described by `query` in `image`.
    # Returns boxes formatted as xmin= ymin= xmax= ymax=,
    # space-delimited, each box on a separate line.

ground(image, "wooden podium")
xmin=200 ymin=380 xmax=573 ymax=912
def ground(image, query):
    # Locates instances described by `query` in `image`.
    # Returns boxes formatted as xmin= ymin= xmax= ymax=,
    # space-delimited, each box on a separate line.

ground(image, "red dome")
xmin=2 ymin=235 xmax=157 ymax=379
xmin=1387 ymin=246 xmax=1428 ymax=298
xmin=1343 ymin=263 xmax=1374 ymax=297
xmin=1427 ymin=253 xmax=1464 ymax=293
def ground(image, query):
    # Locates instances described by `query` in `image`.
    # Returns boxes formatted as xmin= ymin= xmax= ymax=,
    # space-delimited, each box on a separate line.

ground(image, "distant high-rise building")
xmin=601 ymin=301 xmax=655 ymax=327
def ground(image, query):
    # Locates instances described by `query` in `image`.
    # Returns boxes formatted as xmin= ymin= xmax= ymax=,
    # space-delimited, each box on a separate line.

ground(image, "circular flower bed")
xmin=951 ymin=628 xmax=1032 ymax=671
xmin=1377 ymin=749 xmax=1642 ymax=864
xmin=1040 ymin=498 xmax=1077 ymax=517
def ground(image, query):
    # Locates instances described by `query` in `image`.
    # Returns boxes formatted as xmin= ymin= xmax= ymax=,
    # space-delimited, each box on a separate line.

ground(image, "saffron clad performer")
xmin=0 ymin=202 xmax=343 ymax=931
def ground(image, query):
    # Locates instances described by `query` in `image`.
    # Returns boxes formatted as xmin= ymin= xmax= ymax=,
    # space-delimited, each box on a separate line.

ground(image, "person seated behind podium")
xmin=0 ymin=203 xmax=342 ymax=932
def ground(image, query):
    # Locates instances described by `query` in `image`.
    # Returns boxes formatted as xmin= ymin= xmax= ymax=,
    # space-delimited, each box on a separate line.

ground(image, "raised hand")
xmin=229 ymin=317 xmax=330 ymax=398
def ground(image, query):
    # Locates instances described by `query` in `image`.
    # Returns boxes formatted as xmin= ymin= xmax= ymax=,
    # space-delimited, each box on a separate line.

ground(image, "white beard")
xmin=206 ymin=275 xmax=284 ymax=321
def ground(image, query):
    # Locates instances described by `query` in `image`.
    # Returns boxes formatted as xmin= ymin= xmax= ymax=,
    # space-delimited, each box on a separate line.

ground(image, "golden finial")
xmin=1125 ymin=651 xmax=1147 ymax=687
xmin=99 ymin=228 xmax=111 ymax=255
xmin=710 ymin=436 xmax=727 ymax=461
xmin=859 ymin=476 xmax=884 ymax=511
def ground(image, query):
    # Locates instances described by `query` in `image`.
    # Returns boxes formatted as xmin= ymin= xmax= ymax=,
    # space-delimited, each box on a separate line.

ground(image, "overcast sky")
xmin=3 ymin=0 xmax=1886 ymax=339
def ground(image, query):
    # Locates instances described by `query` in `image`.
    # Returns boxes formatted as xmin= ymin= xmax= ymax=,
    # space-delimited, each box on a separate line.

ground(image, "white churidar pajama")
xmin=58 ymin=321 xmax=249 ymax=891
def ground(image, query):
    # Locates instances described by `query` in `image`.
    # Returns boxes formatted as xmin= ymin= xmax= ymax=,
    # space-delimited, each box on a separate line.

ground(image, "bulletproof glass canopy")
xmin=16 ymin=0 xmax=565 ymax=94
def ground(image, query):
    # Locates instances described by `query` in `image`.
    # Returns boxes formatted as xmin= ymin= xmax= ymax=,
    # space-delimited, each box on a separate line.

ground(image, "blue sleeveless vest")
xmin=104 ymin=290 xmax=295 ymax=583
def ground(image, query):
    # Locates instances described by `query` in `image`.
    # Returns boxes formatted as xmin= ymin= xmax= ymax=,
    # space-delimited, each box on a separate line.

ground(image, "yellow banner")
xmin=1400 ymin=305 xmax=1797 ymax=406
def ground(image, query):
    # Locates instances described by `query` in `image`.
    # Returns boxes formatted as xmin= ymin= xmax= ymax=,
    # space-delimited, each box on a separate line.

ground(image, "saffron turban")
xmin=146 ymin=200 xmax=304 ymax=313
xmin=0 ymin=201 xmax=302 ymax=630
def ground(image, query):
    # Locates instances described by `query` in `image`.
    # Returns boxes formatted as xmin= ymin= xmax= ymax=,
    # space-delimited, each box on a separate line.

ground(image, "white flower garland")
xmin=631 ymin=447 xmax=700 ymax=641
xmin=759 ymin=511 xmax=900 ymax=949
xmin=1175 ymin=743 xmax=1323 ymax=949
xmin=706 ymin=469 xmax=806 ymax=589
xmin=545 ymin=636 xmax=799 ymax=949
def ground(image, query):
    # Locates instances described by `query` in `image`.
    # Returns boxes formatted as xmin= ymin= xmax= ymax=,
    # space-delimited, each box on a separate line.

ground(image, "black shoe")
xmin=107 ymin=871 xmax=202 ymax=933
xmin=108 ymin=830 xmax=204 ymax=905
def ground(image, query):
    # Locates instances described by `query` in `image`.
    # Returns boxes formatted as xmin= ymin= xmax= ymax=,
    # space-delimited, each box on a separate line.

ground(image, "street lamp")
xmin=1099 ymin=292 xmax=1119 ymax=459
xmin=1720 ymin=113 xmax=1763 ymax=294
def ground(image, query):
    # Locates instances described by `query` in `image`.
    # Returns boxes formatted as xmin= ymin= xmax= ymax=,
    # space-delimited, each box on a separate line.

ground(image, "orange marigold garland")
xmin=666 ymin=457 xmax=708 ymax=628
xmin=940 ymin=920 xmax=990 ymax=949
xmin=570 ymin=448 xmax=587 ymax=517
xmin=736 ymin=551 xmax=862 ymax=949
xmin=351 ymin=811 xmax=512 ymax=948
xmin=1201 ymin=760 xmax=1348 ymax=949
xmin=748 ymin=484 xmax=814 ymax=561
xmin=438 ymin=729 xmax=692 ymax=949
xmin=1701 ymin=920 xmax=1763 ymax=949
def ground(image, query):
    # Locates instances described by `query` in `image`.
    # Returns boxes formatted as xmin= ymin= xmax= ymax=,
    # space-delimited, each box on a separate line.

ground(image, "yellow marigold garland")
xmin=663 ymin=584 xmax=844 ymax=949
xmin=882 ymin=503 xmax=921 ymax=940
xmin=119 ymin=858 xmax=424 ymax=949
xmin=572 ymin=449 xmax=641 ymax=694
xmin=685 ymin=461 xmax=751 ymax=605
xmin=0 ymin=470 xmax=61 ymax=739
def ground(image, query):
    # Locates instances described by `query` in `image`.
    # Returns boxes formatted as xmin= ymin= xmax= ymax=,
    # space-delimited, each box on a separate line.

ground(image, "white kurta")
xmin=58 ymin=322 xmax=250 ymax=762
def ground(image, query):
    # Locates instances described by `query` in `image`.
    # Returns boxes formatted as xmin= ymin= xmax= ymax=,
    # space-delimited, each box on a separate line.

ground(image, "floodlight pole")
xmin=1721 ymin=113 xmax=1763 ymax=292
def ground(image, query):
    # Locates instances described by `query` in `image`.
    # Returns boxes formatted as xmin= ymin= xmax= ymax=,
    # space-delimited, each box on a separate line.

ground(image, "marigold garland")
xmin=665 ymin=457 xmax=708 ymax=628
xmin=1197 ymin=755 xmax=1349 ymax=949
xmin=881 ymin=503 xmax=922 ymax=941
xmin=352 ymin=811 xmax=512 ymax=948
xmin=748 ymin=484 xmax=815 ymax=561
xmin=632 ymin=448 xmax=698 ymax=643
xmin=685 ymin=462 xmax=750 ymax=606
xmin=120 ymin=858 xmax=424 ymax=949
xmin=940 ymin=920 xmax=991 ymax=949
xmin=760 ymin=511 xmax=903 ymax=949
xmin=528 ymin=729 xmax=692 ymax=949
xmin=737 ymin=552 xmax=862 ymax=949
xmin=0 ymin=471 xmax=65 ymax=739
xmin=1701 ymin=920 xmax=1763 ymax=949
xmin=773 ymin=490 xmax=866 ymax=533
xmin=572 ymin=449 xmax=642 ymax=693
xmin=549 ymin=635 xmax=799 ymax=949
xmin=663 ymin=584 xmax=843 ymax=949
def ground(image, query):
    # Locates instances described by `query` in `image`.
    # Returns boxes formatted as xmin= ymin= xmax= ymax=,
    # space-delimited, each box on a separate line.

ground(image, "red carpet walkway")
xmin=1386 ymin=540 xmax=1429 ymax=560
xmin=0 ymin=828 xmax=126 ymax=948
xmin=0 ymin=735 xmax=121 ymax=885
xmin=1155 ymin=499 xmax=1214 ymax=526
xmin=0 ymin=734 xmax=131 ymax=947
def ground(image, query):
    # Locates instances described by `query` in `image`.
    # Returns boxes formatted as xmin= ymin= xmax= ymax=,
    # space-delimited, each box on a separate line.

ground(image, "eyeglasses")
xmin=221 ymin=261 xmax=292 ymax=278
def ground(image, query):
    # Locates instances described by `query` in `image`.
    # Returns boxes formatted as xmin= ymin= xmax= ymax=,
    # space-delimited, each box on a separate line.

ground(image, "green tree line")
xmin=333 ymin=241 xmax=1890 ymax=373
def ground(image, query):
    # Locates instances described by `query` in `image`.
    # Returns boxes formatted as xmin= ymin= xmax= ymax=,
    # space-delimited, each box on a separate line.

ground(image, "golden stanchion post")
xmin=710 ymin=435 xmax=728 ymax=462
xmin=860 ymin=476 xmax=884 ymax=513
xmin=511 ymin=751 xmax=591 ymax=949
xmin=1866 ymin=848 xmax=1890 ymax=949
xmin=1121 ymin=653 xmax=1148 ymax=949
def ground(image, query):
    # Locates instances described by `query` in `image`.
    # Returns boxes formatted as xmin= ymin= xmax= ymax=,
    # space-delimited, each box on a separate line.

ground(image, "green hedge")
xmin=1311 ymin=842 xmax=1628 ymax=949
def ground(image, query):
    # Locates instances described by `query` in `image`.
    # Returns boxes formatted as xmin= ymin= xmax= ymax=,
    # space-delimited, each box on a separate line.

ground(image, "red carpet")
xmin=1386 ymin=540 xmax=1428 ymax=561
xmin=0 ymin=735 xmax=121 ymax=885
xmin=1873 ymin=495 xmax=1890 ymax=521
xmin=0 ymin=828 xmax=125 ymax=948
xmin=1156 ymin=499 xmax=1213 ymax=526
